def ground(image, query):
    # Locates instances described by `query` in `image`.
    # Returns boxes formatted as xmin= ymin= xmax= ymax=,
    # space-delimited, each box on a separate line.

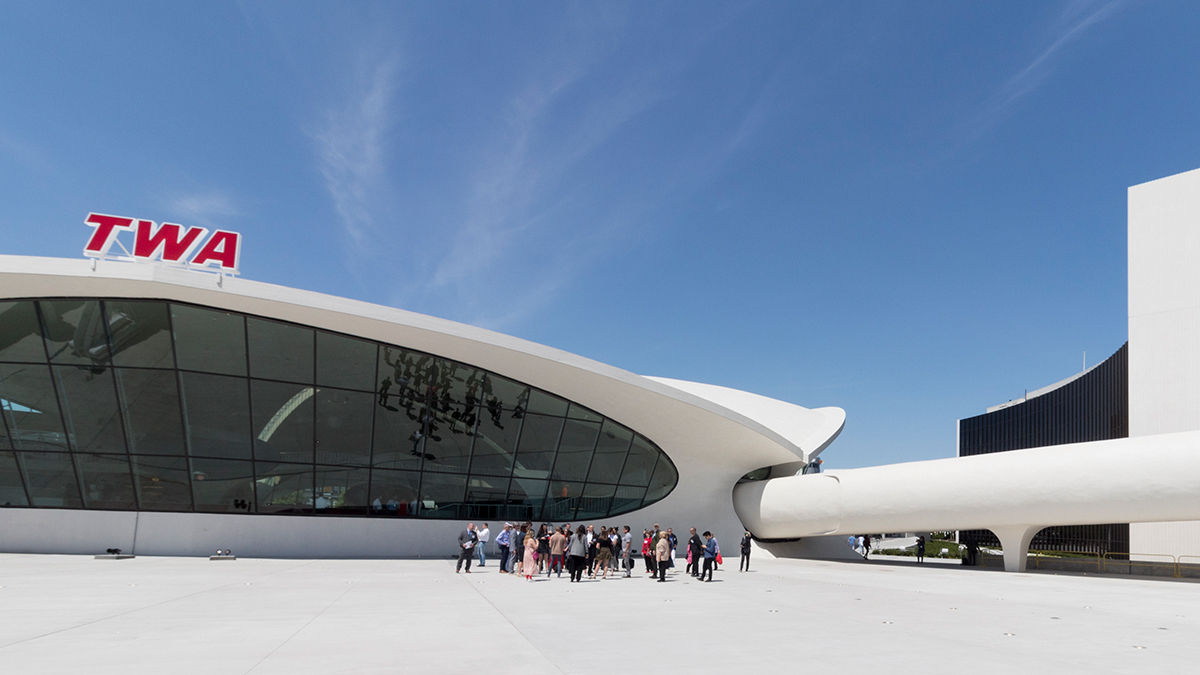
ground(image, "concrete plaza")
xmin=0 ymin=552 xmax=1196 ymax=673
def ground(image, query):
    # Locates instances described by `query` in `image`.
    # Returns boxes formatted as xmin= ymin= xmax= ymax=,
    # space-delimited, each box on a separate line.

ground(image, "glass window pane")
xmin=611 ymin=485 xmax=645 ymax=515
xmin=421 ymin=404 xmax=476 ymax=474
xmin=372 ymin=400 xmax=424 ymax=471
xmin=131 ymin=455 xmax=192 ymax=511
xmin=20 ymin=451 xmax=81 ymax=507
xmin=507 ymin=478 xmax=549 ymax=522
xmin=39 ymin=300 xmax=110 ymax=366
xmin=255 ymin=461 xmax=313 ymax=514
xmin=317 ymin=331 xmax=375 ymax=391
xmin=315 ymin=388 xmax=372 ymax=466
xmin=52 ymin=365 xmax=126 ymax=454
xmin=468 ymin=401 xmax=521 ymax=477
xmin=464 ymin=475 xmax=509 ymax=522
xmin=480 ymin=374 xmax=527 ymax=411
xmin=105 ymin=300 xmax=174 ymax=368
xmin=0 ymin=301 xmax=47 ymax=362
xmin=527 ymin=390 xmax=568 ymax=416
xmin=0 ymin=363 xmax=69 ymax=451
xmin=512 ymin=413 xmax=563 ymax=480
xmin=587 ymin=420 xmax=632 ymax=484
xmin=566 ymin=403 xmax=602 ymax=422
xmin=251 ymin=380 xmax=314 ymax=463
xmin=574 ymin=483 xmax=615 ymax=520
xmin=0 ymin=451 xmax=29 ymax=506
xmin=368 ymin=468 xmax=419 ymax=517
xmin=171 ymin=304 xmax=246 ymax=376
xmin=180 ymin=372 xmax=251 ymax=460
xmin=117 ymin=368 xmax=185 ymax=455
xmin=190 ymin=458 xmax=254 ymax=513
xmin=418 ymin=472 xmax=466 ymax=519
xmin=619 ymin=434 xmax=657 ymax=487
xmin=76 ymin=453 xmax=136 ymax=510
xmin=314 ymin=466 xmax=369 ymax=514
xmin=550 ymin=419 xmax=599 ymax=481
xmin=247 ymin=317 xmax=313 ymax=383
xmin=643 ymin=455 xmax=677 ymax=505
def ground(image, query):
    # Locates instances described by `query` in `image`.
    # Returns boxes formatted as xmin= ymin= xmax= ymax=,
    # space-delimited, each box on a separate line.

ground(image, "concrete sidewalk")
xmin=0 ymin=553 xmax=1196 ymax=673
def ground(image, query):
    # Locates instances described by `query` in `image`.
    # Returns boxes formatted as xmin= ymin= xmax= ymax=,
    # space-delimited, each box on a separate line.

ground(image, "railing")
xmin=1014 ymin=550 xmax=1200 ymax=578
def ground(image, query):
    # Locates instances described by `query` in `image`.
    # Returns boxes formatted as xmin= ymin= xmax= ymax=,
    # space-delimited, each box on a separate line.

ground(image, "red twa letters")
xmin=84 ymin=212 xmax=241 ymax=273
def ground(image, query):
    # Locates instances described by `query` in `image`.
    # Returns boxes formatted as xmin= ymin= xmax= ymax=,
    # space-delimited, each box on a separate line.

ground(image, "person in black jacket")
xmin=740 ymin=531 xmax=752 ymax=571
xmin=687 ymin=528 xmax=704 ymax=577
xmin=455 ymin=522 xmax=478 ymax=573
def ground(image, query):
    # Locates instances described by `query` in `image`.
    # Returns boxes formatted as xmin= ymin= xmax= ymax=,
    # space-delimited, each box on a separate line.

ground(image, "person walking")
xmin=739 ymin=531 xmax=752 ymax=572
xmin=455 ymin=522 xmax=478 ymax=574
xmin=655 ymin=531 xmax=670 ymax=582
xmin=548 ymin=526 xmax=567 ymax=577
xmin=916 ymin=535 xmax=926 ymax=563
xmin=701 ymin=531 xmax=718 ymax=581
xmin=666 ymin=528 xmax=678 ymax=571
xmin=514 ymin=524 xmax=529 ymax=576
xmin=567 ymin=525 xmax=588 ymax=582
xmin=687 ymin=528 xmax=703 ymax=577
xmin=642 ymin=530 xmax=656 ymax=576
xmin=536 ymin=524 xmax=550 ymax=573
xmin=496 ymin=523 xmax=512 ymax=574
xmin=862 ymin=534 xmax=872 ymax=560
xmin=476 ymin=523 xmax=490 ymax=567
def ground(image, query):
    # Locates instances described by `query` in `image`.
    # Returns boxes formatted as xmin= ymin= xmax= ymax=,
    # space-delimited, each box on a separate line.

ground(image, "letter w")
xmin=132 ymin=220 xmax=208 ymax=263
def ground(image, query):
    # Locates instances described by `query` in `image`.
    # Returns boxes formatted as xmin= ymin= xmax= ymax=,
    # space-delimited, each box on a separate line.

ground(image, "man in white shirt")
xmin=621 ymin=526 xmax=633 ymax=577
xmin=477 ymin=523 xmax=490 ymax=567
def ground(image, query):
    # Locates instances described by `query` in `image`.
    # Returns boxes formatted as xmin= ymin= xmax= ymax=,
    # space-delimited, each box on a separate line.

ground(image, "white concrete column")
xmin=992 ymin=525 xmax=1040 ymax=572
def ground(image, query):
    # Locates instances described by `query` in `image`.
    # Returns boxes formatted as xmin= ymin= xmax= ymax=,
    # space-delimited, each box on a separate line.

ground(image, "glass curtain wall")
xmin=0 ymin=298 xmax=678 ymax=521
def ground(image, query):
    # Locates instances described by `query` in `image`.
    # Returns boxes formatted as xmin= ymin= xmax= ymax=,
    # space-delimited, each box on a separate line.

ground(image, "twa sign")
xmin=84 ymin=212 xmax=242 ymax=274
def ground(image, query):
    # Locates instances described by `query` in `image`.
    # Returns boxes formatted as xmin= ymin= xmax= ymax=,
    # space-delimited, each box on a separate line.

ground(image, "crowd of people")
xmin=455 ymin=521 xmax=755 ymax=582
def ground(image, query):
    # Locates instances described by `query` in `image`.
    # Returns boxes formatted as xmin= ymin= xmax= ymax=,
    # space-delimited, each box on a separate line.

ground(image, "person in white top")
xmin=477 ymin=523 xmax=490 ymax=567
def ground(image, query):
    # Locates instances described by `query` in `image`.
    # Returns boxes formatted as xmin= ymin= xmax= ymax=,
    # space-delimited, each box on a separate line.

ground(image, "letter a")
xmin=190 ymin=230 xmax=242 ymax=273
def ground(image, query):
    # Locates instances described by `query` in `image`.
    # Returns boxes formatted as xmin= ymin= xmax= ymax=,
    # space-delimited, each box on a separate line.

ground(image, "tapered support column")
xmin=992 ymin=525 xmax=1040 ymax=572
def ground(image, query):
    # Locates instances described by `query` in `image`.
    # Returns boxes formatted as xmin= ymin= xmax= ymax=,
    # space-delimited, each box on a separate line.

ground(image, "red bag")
xmin=716 ymin=552 xmax=723 ymax=564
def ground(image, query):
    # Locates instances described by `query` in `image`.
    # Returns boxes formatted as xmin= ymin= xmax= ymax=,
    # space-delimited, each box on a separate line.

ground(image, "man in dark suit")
xmin=456 ymin=522 xmax=478 ymax=573
xmin=687 ymin=527 xmax=704 ymax=577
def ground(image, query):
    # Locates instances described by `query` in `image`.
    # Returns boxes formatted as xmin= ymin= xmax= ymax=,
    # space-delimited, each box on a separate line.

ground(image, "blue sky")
xmin=3 ymin=1 xmax=1198 ymax=468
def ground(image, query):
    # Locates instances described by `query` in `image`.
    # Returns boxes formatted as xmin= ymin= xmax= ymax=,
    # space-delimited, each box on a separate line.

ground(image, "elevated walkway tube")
xmin=732 ymin=429 xmax=1200 ymax=572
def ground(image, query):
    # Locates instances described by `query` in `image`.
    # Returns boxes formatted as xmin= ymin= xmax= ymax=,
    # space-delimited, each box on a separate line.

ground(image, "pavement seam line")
xmin=460 ymin=572 xmax=566 ymax=675
xmin=242 ymin=579 xmax=357 ymax=675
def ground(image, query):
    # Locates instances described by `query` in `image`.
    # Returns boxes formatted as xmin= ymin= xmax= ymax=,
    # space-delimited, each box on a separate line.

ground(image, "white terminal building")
xmin=2 ymin=168 xmax=1200 ymax=570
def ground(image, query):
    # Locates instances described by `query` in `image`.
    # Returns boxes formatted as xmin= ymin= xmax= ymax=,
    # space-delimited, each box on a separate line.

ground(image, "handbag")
xmin=716 ymin=552 xmax=723 ymax=564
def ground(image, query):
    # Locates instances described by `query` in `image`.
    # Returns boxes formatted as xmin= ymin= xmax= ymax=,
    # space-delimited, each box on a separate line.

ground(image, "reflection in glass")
xmin=255 ymin=461 xmax=314 ymax=513
xmin=248 ymin=317 xmax=313 ymax=383
xmin=575 ymin=483 xmax=615 ymax=520
xmin=40 ymin=299 xmax=110 ymax=366
xmin=368 ymin=468 xmax=419 ymax=516
xmin=468 ymin=406 xmax=521 ymax=477
xmin=644 ymin=455 xmax=678 ymax=505
xmin=511 ymin=414 xmax=563 ymax=479
xmin=0 ymin=451 xmax=29 ymax=506
xmin=251 ymin=380 xmax=314 ymax=463
xmin=317 ymin=331 xmax=376 ymax=391
xmin=0 ymin=363 xmax=69 ymax=451
xmin=19 ymin=451 xmax=82 ymax=507
xmin=180 ymin=372 xmax=251 ymax=460
xmin=0 ymin=301 xmax=47 ymax=363
xmin=117 ymin=368 xmax=186 ymax=455
xmin=314 ymin=466 xmax=369 ymax=514
xmin=418 ymin=472 xmax=466 ymax=519
xmin=611 ymin=485 xmax=646 ymax=514
xmin=372 ymin=398 xmax=424 ymax=471
xmin=315 ymin=388 xmax=372 ymax=466
xmin=105 ymin=300 xmax=175 ymax=368
xmin=527 ymin=390 xmax=568 ymax=416
xmin=131 ymin=455 xmax=192 ymax=511
xmin=464 ymin=475 xmax=509 ymax=521
xmin=539 ymin=480 xmax=574 ymax=521
xmin=190 ymin=458 xmax=254 ymax=513
xmin=171 ymin=304 xmax=246 ymax=376
xmin=76 ymin=453 xmax=137 ymax=510
xmin=52 ymin=365 xmax=127 ymax=454
xmin=421 ymin=403 xmax=476 ymax=475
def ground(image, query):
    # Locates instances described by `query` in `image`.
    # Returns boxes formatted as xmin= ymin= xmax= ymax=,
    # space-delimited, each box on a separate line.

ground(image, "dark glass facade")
xmin=958 ymin=343 xmax=1129 ymax=555
xmin=0 ymin=298 xmax=678 ymax=522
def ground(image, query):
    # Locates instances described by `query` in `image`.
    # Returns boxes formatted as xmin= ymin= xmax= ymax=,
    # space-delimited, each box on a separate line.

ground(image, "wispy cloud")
xmin=958 ymin=0 xmax=1125 ymax=143
xmin=162 ymin=190 xmax=241 ymax=228
xmin=312 ymin=56 xmax=398 ymax=252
